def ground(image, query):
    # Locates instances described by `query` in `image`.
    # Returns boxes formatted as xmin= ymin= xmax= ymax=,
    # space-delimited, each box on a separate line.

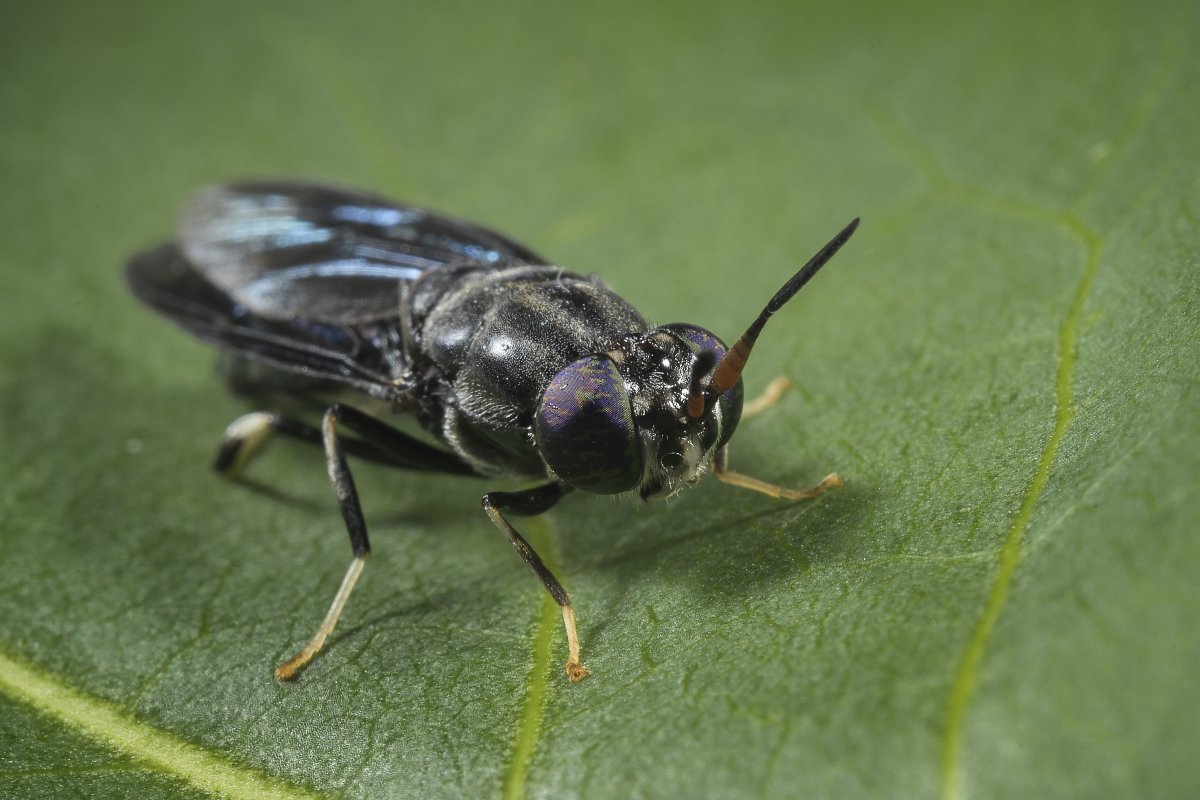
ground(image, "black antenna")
xmin=710 ymin=218 xmax=859 ymax=395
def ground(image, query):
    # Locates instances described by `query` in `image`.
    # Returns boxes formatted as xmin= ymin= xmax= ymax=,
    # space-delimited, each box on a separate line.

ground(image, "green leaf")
xmin=2 ymin=1 xmax=1197 ymax=798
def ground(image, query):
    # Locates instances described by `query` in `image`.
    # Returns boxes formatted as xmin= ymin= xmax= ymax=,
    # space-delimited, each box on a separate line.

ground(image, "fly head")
xmin=533 ymin=216 xmax=860 ymax=503
xmin=533 ymin=327 xmax=741 ymax=501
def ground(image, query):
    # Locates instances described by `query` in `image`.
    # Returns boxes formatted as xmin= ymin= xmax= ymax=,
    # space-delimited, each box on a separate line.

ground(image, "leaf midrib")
xmin=0 ymin=649 xmax=327 ymax=800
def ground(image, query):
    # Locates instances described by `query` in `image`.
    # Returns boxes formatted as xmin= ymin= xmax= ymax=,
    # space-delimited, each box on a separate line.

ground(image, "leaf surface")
xmin=1 ymin=1 xmax=1197 ymax=798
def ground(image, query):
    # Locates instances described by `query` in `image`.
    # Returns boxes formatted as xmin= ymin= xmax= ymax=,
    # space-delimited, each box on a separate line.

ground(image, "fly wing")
xmin=126 ymin=243 xmax=405 ymax=401
xmin=178 ymin=182 xmax=549 ymax=324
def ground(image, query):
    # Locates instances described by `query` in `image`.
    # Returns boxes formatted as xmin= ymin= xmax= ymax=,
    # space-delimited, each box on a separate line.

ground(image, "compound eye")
xmin=535 ymin=355 xmax=643 ymax=494
xmin=659 ymin=323 xmax=726 ymax=359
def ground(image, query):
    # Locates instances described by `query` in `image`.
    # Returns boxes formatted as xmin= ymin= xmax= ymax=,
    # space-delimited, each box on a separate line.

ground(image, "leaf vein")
xmin=502 ymin=517 xmax=562 ymax=800
xmin=938 ymin=219 xmax=1103 ymax=800
xmin=0 ymin=649 xmax=328 ymax=800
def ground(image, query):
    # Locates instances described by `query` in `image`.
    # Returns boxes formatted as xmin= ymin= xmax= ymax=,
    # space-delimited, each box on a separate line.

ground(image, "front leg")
xmin=712 ymin=446 xmax=842 ymax=500
xmin=481 ymin=483 xmax=590 ymax=683
xmin=740 ymin=376 xmax=793 ymax=418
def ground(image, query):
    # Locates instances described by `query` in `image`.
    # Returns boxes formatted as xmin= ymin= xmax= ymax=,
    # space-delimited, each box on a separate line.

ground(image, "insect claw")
xmin=566 ymin=660 xmax=592 ymax=683
xmin=214 ymin=412 xmax=277 ymax=476
xmin=807 ymin=472 xmax=844 ymax=496
xmin=275 ymin=656 xmax=305 ymax=682
xmin=774 ymin=471 xmax=842 ymax=499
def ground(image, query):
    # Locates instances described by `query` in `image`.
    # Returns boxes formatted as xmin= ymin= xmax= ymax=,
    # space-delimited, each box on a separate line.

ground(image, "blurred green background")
xmin=2 ymin=1 xmax=1197 ymax=798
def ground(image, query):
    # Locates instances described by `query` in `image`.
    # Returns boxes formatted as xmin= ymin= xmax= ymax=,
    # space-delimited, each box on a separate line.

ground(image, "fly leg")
xmin=721 ymin=378 xmax=840 ymax=497
xmin=274 ymin=405 xmax=372 ymax=680
xmin=712 ymin=445 xmax=842 ymax=500
xmin=214 ymin=410 xmax=476 ymax=476
xmin=481 ymin=484 xmax=590 ymax=683
xmin=213 ymin=412 xmax=385 ymax=477
xmin=741 ymin=377 xmax=792 ymax=418
xmin=270 ymin=404 xmax=476 ymax=681
xmin=213 ymin=412 xmax=279 ymax=476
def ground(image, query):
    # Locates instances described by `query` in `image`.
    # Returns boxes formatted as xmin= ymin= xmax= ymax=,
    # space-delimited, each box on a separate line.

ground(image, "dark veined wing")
xmin=178 ymin=182 xmax=549 ymax=324
xmin=126 ymin=243 xmax=406 ymax=401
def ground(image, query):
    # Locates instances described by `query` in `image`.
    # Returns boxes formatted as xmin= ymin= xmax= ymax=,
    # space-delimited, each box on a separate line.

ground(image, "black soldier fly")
xmin=126 ymin=182 xmax=858 ymax=683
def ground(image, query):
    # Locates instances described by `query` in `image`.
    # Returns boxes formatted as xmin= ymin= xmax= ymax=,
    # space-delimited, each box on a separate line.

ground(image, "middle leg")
xmin=481 ymin=483 xmax=589 ymax=682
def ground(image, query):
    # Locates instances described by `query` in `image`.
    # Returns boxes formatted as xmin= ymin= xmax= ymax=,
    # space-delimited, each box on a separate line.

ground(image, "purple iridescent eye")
xmin=659 ymin=323 xmax=726 ymax=359
xmin=535 ymin=355 xmax=643 ymax=494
